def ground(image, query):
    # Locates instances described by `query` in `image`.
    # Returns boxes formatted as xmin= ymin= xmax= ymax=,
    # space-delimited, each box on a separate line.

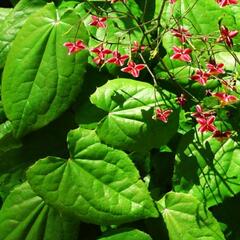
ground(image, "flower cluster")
xmin=63 ymin=0 xmax=239 ymax=141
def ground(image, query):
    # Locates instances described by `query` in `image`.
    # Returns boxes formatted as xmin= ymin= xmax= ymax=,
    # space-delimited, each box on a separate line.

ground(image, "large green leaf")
xmin=174 ymin=131 xmax=240 ymax=207
xmin=0 ymin=0 xmax=47 ymax=68
xmin=2 ymin=3 xmax=89 ymax=138
xmin=0 ymin=182 xmax=79 ymax=240
xmin=27 ymin=127 xmax=158 ymax=225
xmin=90 ymin=78 xmax=179 ymax=152
xmin=98 ymin=228 xmax=152 ymax=240
xmin=158 ymin=192 xmax=225 ymax=240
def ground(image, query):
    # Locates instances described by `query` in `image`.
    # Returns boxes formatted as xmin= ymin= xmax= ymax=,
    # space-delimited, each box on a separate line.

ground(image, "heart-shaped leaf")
xmin=158 ymin=192 xmax=225 ymax=240
xmin=27 ymin=127 xmax=158 ymax=225
xmin=90 ymin=78 xmax=179 ymax=151
xmin=2 ymin=3 xmax=89 ymax=137
xmin=0 ymin=182 xmax=79 ymax=240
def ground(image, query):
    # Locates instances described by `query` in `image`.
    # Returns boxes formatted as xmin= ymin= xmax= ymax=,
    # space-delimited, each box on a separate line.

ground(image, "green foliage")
xmin=0 ymin=0 xmax=48 ymax=68
xmin=158 ymin=192 xmax=225 ymax=240
xmin=0 ymin=182 xmax=80 ymax=240
xmin=90 ymin=78 xmax=179 ymax=151
xmin=2 ymin=3 xmax=88 ymax=137
xmin=0 ymin=0 xmax=239 ymax=239
xmin=98 ymin=228 xmax=152 ymax=240
xmin=174 ymin=131 xmax=240 ymax=207
xmin=27 ymin=127 xmax=158 ymax=225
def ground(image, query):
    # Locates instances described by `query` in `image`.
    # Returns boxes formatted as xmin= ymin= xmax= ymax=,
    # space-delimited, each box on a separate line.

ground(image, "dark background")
xmin=0 ymin=1 xmax=13 ymax=8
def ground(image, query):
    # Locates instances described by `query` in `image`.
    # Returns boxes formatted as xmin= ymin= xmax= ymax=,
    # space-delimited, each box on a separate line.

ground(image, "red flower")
xmin=131 ymin=41 xmax=146 ymax=53
xmin=169 ymin=0 xmax=177 ymax=3
xmin=176 ymin=94 xmax=187 ymax=106
xmin=106 ymin=51 xmax=129 ymax=66
xmin=191 ymin=69 xmax=210 ymax=85
xmin=155 ymin=108 xmax=173 ymax=123
xmin=91 ymin=44 xmax=112 ymax=65
xmin=196 ymin=116 xmax=217 ymax=133
xmin=63 ymin=40 xmax=86 ymax=55
xmin=171 ymin=26 xmax=191 ymax=43
xmin=90 ymin=15 xmax=107 ymax=28
xmin=216 ymin=0 xmax=238 ymax=7
xmin=93 ymin=56 xmax=104 ymax=65
xmin=171 ymin=46 xmax=192 ymax=62
xmin=212 ymin=92 xmax=238 ymax=106
xmin=207 ymin=61 xmax=225 ymax=75
xmin=91 ymin=44 xmax=112 ymax=59
xmin=212 ymin=130 xmax=231 ymax=141
xmin=217 ymin=25 xmax=238 ymax=47
xmin=191 ymin=105 xmax=215 ymax=118
xmin=121 ymin=61 xmax=145 ymax=77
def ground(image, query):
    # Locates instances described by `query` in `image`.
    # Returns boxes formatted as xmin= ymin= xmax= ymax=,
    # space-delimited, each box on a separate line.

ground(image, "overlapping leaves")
xmin=0 ymin=182 xmax=79 ymax=240
xmin=27 ymin=127 xmax=158 ymax=225
xmin=174 ymin=131 xmax=240 ymax=207
xmin=90 ymin=78 xmax=179 ymax=151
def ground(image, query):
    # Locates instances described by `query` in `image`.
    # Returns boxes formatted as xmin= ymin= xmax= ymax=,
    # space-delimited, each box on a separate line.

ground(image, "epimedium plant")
xmin=0 ymin=0 xmax=240 ymax=239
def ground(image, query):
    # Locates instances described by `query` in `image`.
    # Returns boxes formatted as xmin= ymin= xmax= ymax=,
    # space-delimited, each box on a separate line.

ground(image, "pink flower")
xmin=196 ymin=116 xmax=217 ymax=133
xmin=93 ymin=56 xmax=104 ymax=65
xmin=171 ymin=46 xmax=192 ymax=62
xmin=169 ymin=0 xmax=177 ymax=3
xmin=212 ymin=130 xmax=231 ymax=141
xmin=91 ymin=44 xmax=112 ymax=59
xmin=171 ymin=26 xmax=191 ymax=43
xmin=207 ymin=61 xmax=225 ymax=75
xmin=191 ymin=69 xmax=210 ymax=85
xmin=155 ymin=108 xmax=173 ymax=123
xmin=131 ymin=41 xmax=146 ymax=53
xmin=216 ymin=0 xmax=238 ymax=7
xmin=176 ymin=94 xmax=187 ymax=106
xmin=106 ymin=51 xmax=129 ymax=66
xmin=91 ymin=44 xmax=112 ymax=65
xmin=63 ymin=40 xmax=86 ymax=55
xmin=90 ymin=15 xmax=107 ymax=28
xmin=191 ymin=105 xmax=215 ymax=118
xmin=121 ymin=61 xmax=145 ymax=77
xmin=212 ymin=92 xmax=238 ymax=106
xmin=217 ymin=25 xmax=238 ymax=47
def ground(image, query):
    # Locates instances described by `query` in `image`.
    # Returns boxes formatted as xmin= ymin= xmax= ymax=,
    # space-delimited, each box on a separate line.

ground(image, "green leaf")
xmin=0 ymin=0 xmax=48 ymax=68
xmin=0 ymin=121 xmax=21 ymax=153
xmin=98 ymin=228 xmax=152 ymax=240
xmin=160 ymin=0 xmax=240 ymax=71
xmin=75 ymin=1 xmax=144 ymax=73
xmin=174 ymin=131 xmax=240 ymax=207
xmin=0 ymin=110 xmax=75 ymax=200
xmin=2 ymin=3 xmax=89 ymax=138
xmin=157 ymin=192 xmax=225 ymax=240
xmin=0 ymin=182 xmax=79 ymax=240
xmin=27 ymin=127 xmax=158 ymax=225
xmin=0 ymin=8 xmax=11 ymax=22
xmin=90 ymin=78 xmax=179 ymax=152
